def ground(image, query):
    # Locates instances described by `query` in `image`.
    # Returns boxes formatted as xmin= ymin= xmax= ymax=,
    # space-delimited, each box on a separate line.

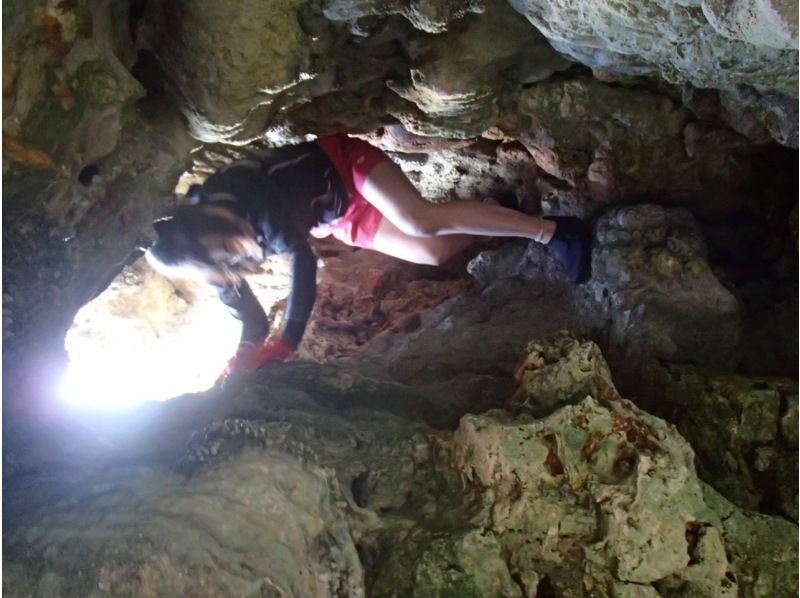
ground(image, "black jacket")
xmin=199 ymin=141 xmax=347 ymax=346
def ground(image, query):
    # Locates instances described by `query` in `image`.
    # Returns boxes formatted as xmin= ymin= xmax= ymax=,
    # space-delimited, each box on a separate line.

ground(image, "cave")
xmin=2 ymin=0 xmax=798 ymax=595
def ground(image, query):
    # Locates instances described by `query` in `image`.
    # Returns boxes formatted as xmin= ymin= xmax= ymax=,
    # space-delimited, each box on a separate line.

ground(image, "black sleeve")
xmin=282 ymin=238 xmax=317 ymax=347
xmin=217 ymin=280 xmax=270 ymax=345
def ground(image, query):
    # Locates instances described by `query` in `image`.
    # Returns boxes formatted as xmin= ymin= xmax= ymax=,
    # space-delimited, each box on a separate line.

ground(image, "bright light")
xmin=61 ymin=258 xmax=291 ymax=409
xmin=61 ymin=300 xmax=240 ymax=408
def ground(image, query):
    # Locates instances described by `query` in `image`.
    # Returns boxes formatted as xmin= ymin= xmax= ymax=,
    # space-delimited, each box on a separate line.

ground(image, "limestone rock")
xmin=515 ymin=77 xmax=760 ymax=215
xmin=641 ymin=362 xmax=799 ymax=521
xmin=386 ymin=0 xmax=572 ymax=137
xmin=703 ymin=483 xmax=799 ymax=598
xmin=508 ymin=0 xmax=798 ymax=95
xmin=147 ymin=0 xmax=314 ymax=142
xmin=512 ymin=330 xmax=617 ymax=414
xmin=442 ymin=331 xmax=797 ymax=595
xmin=447 ymin=397 xmax=742 ymax=595
xmin=322 ymin=0 xmax=483 ymax=33
xmin=3 ymin=451 xmax=365 ymax=597
xmin=586 ymin=204 xmax=741 ymax=371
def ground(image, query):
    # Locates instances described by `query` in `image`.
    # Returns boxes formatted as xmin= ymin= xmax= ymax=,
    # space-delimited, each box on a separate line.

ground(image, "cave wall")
xmin=3 ymin=0 xmax=796 ymax=365
xmin=3 ymin=1 xmax=798 ymax=593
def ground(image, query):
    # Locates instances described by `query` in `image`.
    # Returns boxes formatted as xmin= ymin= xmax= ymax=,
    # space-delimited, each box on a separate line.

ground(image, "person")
xmin=146 ymin=133 xmax=590 ymax=378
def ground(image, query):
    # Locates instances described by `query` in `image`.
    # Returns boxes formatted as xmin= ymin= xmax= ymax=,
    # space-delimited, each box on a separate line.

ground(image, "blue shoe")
xmin=544 ymin=216 xmax=591 ymax=284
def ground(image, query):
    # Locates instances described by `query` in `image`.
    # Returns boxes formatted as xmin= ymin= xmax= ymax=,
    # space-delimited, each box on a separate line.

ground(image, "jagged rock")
xmin=512 ymin=330 xmax=617 ymax=414
xmin=386 ymin=0 xmax=572 ymax=137
xmin=703 ymin=483 xmax=799 ymax=598
xmin=508 ymin=0 xmax=798 ymax=94
xmin=508 ymin=1 xmax=799 ymax=146
xmin=683 ymin=84 xmax=800 ymax=149
xmin=5 ymin=328 xmax=798 ymax=596
xmin=641 ymin=362 xmax=799 ymax=521
xmin=586 ymin=204 xmax=741 ymax=372
xmin=371 ymin=530 xmax=523 ymax=597
xmin=441 ymin=331 xmax=797 ymax=596
xmin=514 ymin=76 xmax=763 ymax=215
xmin=467 ymin=205 xmax=742 ymax=378
xmin=322 ymin=0 xmax=483 ymax=33
xmin=447 ymin=398 xmax=740 ymax=595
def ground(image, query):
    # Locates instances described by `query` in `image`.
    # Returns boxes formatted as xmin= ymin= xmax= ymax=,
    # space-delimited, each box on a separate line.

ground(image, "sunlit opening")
xmin=61 ymin=256 xmax=291 ymax=409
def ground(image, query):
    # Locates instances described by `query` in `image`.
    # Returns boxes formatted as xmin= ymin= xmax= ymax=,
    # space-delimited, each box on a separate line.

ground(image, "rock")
xmin=371 ymin=530 xmax=524 ymax=597
xmin=505 ymin=3 xmax=800 ymax=147
xmin=147 ymin=0 xmax=314 ymax=142
xmin=515 ymin=76 xmax=762 ymax=216
xmin=6 ymin=327 xmax=798 ymax=595
xmin=585 ymin=204 xmax=741 ymax=373
xmin=3 ymin=452 xmax=365 ymax=597
xmin=512 ymin=330 xmax=617 ymax=414
xmin=738 ymin=279 xmax=798 ymax=378
xmin=508 ymin=0 xmax=798 ymax=96
xmin=447 ymin=397 xmax=741 ymax=595
xmin=702 ymin=483 xmax=799 ymax=598
xmin=387 ymin=0 xmax=572 ymax=136
xmin=441 ymin=330 xmax=797 ymax=595
xmin=641 ymin=362 xmax=799 ymax=521
xmin=323 ymin=0 xmax=483 ymax=33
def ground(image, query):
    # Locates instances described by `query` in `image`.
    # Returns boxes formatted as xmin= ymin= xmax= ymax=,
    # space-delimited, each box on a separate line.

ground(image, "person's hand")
xmin=216 ymin=338 xmax=296 ymax=386
xmin=241 ymin=338 xmax=296 ymax=369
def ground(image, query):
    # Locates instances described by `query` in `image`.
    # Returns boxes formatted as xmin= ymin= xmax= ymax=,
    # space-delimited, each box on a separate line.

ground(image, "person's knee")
xmin=393 ymin=206 xmax=443 ymax=237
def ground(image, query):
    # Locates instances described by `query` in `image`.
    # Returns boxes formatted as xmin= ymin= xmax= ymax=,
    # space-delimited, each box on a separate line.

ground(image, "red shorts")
xmin=311 ymin=135 xmax=391 ymax=249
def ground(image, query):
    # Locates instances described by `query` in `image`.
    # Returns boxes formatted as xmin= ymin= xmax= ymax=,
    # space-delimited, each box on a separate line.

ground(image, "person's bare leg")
xmin=371 ymin=216 xmax=474 ymax=266
xmin=360 ymin=160 xmax=556 ymax=243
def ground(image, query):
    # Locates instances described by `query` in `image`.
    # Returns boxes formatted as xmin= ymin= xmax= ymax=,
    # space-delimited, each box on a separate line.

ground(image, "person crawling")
xmin=146 ymin=133 xmax=590 ymax=381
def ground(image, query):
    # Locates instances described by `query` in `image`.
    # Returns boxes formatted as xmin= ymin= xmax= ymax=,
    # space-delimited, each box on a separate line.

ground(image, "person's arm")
xmin=217 ymin=280 xmax=270 ymax=345
xmin=215 ymin=238 xmax=316 ymax=378
xmin=281 ymin=238 xmax=317 ymax=348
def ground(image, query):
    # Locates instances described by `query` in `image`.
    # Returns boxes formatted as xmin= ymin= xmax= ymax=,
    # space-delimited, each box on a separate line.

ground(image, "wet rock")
xmin=641 ymin=362 xmax=798 ymax=521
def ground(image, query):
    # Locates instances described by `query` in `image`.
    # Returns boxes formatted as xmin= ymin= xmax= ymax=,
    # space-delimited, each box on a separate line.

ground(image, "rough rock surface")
xmin=4 ymin=450 xmax=364 ymax=597
xmin=5 ymin=332 xmax=797 ymax=596
xmin=507 ymin=0 xmax=799 ymax=147
xmin=642 ymin=362 xmax=799 ymax=521
xmin=2 ymin=2 xmax=797 ymax=595
xmin=508 ymin=0 xmax=798 ymax=93
xmin=587 ymin=204 xmax=742 ymax=372
xmin=513 ymin=76 xmax=768 ymax=216
xmin=466 ymin=204 xmax=743 ymax=381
